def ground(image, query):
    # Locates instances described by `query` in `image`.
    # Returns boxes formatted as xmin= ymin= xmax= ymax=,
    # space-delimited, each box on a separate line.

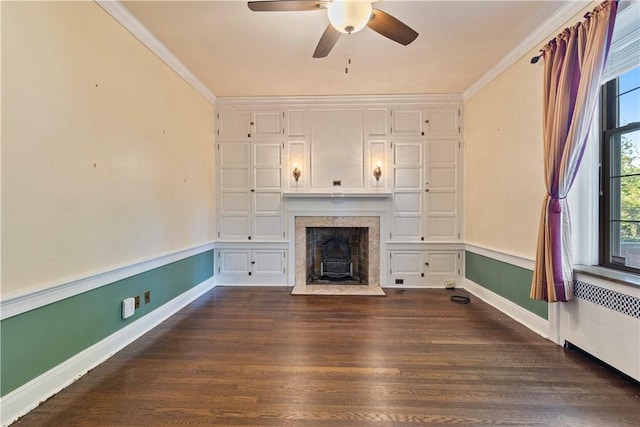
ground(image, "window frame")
xmin=599 ymin=75 xmax=640 ymax=274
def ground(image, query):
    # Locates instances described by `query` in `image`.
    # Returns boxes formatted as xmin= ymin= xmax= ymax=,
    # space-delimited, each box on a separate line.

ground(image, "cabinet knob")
xmin=251 ymin=261 xmax=255 ymax=264
xmin=248 ymin=236 xmax=252 ymax=240
xmin=425 ymin=120 xmax=430 ymax=123
xmin=250 ymin=121 xmax=255 ymax=125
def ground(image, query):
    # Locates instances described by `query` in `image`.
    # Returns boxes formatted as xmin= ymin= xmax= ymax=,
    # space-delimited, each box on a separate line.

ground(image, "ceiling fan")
xmin=247 ymin=0 xmax=418 ymax=58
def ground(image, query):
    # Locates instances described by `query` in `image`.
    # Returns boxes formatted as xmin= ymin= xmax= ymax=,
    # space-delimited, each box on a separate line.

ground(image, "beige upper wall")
xmin=464 ymin=2 xmax=597 ymax=259
xmin=1 ymin=1 xmax=214 ymax=297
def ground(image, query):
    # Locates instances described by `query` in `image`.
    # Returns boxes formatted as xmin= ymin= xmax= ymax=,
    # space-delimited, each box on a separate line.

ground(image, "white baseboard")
xmin=463 ymin=278 xmax=550 ymax=339
xmin=1 ymin=278 xmax=216 ymax=427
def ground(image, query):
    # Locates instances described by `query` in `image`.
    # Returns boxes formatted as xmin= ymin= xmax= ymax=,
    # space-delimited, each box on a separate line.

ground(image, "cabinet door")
xmin=392 ymin=141 xmax=424 ymax=241
xmin=252 ymin=110 xmax=283 ymax=139
xmin=253 ymin=142 xmax=283 ymax=239
xmin=389 ymin=251 xmax=426 ymax=286
xmin=424 ymin=251 xmax=460 ymax=288
xmin=425 ymin=252 xmax=458 ymax=275
xmin=219 ymin=142 xmax=251 ymax=239
xmin=425 ymin=140 xmax=459 ymax=240
xmin=217 ymin=110 xmax=251 ymax=139
xmin=252 ymin=250 xmax=286 ymax=279
xmin=425 ymin=108 xmax=460 ymax=138
xmin=391 ymin=109 xmax=424 ymax=136
xmin=367 ymin=108 xmax=388 ymax=136
xmin=287 ymin=110 xmax=307 ymax=137
xmin=219 ymin=250 xmax=251 ymax=276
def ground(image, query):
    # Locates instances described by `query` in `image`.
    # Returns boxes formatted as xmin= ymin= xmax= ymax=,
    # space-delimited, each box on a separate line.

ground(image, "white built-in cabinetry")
xmin=217 ymin=249 xmax=287 ymax=285
xmin=387 ymin=106 xmax=462 ymax=287
xmin=216 ymin=109 xmax=287 ymax=284
xmin=214 ymin=97 xmax=463 ymax=288
xmin=390 ymin=107 xmax=461 ymax=242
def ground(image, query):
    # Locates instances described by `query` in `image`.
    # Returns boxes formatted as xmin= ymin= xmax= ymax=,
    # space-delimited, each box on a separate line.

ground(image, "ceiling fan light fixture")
xmin=327 ymin=0 xmax=372 ymax=34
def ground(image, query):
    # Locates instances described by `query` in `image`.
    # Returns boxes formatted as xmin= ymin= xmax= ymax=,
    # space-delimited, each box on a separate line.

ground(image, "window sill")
xmin=574 ymin=265 xmax=640 ymax=288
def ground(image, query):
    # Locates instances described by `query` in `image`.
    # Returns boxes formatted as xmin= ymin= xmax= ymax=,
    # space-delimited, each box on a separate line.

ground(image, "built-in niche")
xmin=305 ymin=227 xmax=369 ymax=285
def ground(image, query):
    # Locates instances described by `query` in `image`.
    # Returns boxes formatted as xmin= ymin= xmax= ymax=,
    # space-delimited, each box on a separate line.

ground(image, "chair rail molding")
xmin=1 ymin=242 xmax=215 ymax=320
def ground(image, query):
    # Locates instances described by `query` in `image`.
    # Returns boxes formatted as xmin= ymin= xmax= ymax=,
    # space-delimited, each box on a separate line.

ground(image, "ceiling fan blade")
xmin=313 ymin=24 xmax=341 ymax=58
xmin=248 ymin=1 xmax=325 ymax=12
xmin=367 ymin=8 xmax=418 ymax=46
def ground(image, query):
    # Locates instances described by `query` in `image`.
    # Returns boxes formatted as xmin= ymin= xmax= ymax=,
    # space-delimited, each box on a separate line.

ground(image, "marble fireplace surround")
xmin=291 ymin=216 xmax=385 ymax=296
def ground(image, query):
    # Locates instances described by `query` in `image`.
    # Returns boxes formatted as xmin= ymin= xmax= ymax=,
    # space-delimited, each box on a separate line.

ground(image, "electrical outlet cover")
xmin=122 ymin=297 xmax=135 ymax=319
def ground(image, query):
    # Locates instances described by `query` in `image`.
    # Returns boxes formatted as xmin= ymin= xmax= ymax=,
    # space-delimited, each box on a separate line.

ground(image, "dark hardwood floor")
xmin=16 ymin=287 xmax=639 ymax=426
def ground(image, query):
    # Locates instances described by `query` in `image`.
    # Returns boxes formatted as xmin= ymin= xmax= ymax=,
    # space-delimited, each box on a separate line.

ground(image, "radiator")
xmin=560 ymin=275 xmax=640 ymax=381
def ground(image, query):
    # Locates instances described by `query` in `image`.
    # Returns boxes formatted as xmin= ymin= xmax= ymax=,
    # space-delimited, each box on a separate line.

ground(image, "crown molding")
xmin=463 ymin=0 xmax=591 ymax=100
xmin=215 ymin=93 xmax=463 ymax=107
xmin=95 ymin=0 xmax=216 ymax=105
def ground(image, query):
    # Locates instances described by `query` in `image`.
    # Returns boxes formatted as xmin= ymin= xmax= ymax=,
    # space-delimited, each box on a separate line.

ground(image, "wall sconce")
xmin=373 ymin=164 xmax=382 ymax=182
xmin=293 ymin=164 xmax=301 ymax=183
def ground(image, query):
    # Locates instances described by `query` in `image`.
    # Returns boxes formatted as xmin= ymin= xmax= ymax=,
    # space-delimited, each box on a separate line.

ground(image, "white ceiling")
xmin=120 ymin=0 xmax=572 ymax=98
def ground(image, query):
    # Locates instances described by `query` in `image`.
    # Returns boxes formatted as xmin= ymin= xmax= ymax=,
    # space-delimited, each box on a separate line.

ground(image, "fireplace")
xmin=306 ymin=227 xmax=369 ymax=284
xmin=292 ymin=216 xmax=384 ymax=295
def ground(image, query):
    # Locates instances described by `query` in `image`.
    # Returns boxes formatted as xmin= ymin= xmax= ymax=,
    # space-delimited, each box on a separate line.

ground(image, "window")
xmin=600 ymin=66 xmax=640 ymax=273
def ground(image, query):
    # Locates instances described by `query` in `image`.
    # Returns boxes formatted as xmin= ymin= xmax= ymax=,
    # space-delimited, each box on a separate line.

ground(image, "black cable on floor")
xmin=449 ymin=288 xmax=471 ymax=304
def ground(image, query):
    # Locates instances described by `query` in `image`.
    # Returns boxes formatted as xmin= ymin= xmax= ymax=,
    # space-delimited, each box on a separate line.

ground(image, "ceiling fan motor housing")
xmin=327 ymin=0 xmax=373 ymax=34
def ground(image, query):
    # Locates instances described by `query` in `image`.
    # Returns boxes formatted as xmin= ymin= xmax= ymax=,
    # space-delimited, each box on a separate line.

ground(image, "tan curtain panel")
xmin=531 ymin=1 xmax=618 ymax=302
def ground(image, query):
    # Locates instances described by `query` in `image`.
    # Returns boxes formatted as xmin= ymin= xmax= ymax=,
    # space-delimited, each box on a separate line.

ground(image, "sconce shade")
xmin=327 ymin=0 xmax=373 ymax=34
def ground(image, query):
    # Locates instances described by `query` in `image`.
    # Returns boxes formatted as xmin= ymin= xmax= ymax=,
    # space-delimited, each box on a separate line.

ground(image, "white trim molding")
xmin=465 ymin=243 xmax=535 ymax=271
xmin=1 ymin=277 xmax=216 ymax=427
xmin=95 ymin=0 xmax=216 ymax=105
xmin=464 ymin=278 xmax=550 ymax=339
xmin=463 ymin=1 xmax=589 ymax=100
xmin=215 ymin=93 xmax=463 ymax=107
xmin=1 ymin=242 xmax=215 ymax=320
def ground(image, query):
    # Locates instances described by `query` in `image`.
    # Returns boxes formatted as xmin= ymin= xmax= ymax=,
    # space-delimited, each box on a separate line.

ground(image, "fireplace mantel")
xmin=283 ymin=190 xmax=392 ymax=199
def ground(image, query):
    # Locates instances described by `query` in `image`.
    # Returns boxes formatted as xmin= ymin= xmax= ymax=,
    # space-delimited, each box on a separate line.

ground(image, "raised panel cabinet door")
xmin=425 ymin=252 xmax=458 ymax=275
xmin=287 ymin=110 xmax=307 ymax=137
xmin=217 ymin=110 xmax=251 ymax=138
xmin=253 ymin=142 xmax=282 ymax=191
xmin=392 ymin=140 xmax=424 ymax=241
xmin=391 ymin=109 xmax=424 ymax=136
xmin=424 ymin=216 xmax=458 ymax=240
xmin=219 ymin=142 xmax=251 ymax=239
xmin=391 ymin=215 xmax=423 ymax=241
xmin=253 ymin=192 xmax=283 ymax=240
xmin=390 ymin=251 xmax=425 ymax=277
xmin=367 ymin=108 xmax=388 ymax=136
xmin=219 ymin=215 xmax=251 ymax=240
xmin=253 ymin=110 xmax=283 ymax=138
xmin=392 ymin=141 xmax=423 ymax=190
xmin=427 ymin=140 xmax=458 ymax=166
xmin=219 ymin=250 xmax=251 ymax=275
xmin=252 ymin=250 xmax=285 ymax=275
xmin=220 ymin=142 xmax=251 ymax=189
xmin=425 ymin=139 xmax=459 ymax=241
xmin=424 ymin=108 xmax=460 ymax=137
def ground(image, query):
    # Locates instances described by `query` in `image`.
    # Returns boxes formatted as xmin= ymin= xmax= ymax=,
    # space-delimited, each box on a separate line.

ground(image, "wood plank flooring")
xmin=15 ymin=287 xmax=640 ymax=426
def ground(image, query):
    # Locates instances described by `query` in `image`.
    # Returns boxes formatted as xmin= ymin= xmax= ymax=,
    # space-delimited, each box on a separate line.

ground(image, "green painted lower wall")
xmin=0 ymin=250 xmax=214 ymax=397
xmin=465 ymin=251 xmax=548 ymax=320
